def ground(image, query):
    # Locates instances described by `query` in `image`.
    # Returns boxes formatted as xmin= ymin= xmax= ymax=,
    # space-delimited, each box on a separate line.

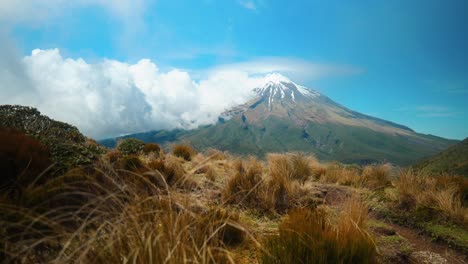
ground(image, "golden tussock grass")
xmin=222 ymin=158 xmax=264 ymax=208
xmin=260 ymin=197 xmax=376 ymax=264
xmin=1 ymin=157 xmax=247 ymax=263
xmin=393 ymin=170 xmax=468 ymax=225
xmin=172 ymin=144 xmax=197 ymax=161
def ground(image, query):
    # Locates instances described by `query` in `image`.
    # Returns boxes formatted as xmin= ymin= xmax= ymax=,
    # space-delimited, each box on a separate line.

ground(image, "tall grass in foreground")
xmin=261 ymin=197 xmax=376 ymax=264
xmin=1 ymin=157 xmax=246 ymax=263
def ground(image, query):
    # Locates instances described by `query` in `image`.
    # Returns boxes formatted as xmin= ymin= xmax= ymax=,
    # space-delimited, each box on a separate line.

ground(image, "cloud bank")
xmin=0 ymin=49 xmax=358 ymax=139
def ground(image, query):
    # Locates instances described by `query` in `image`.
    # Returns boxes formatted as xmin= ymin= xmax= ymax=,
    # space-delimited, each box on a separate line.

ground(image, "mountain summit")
xmin=100 ymin=74 xmax=457 ymax=165
xmin=254 ymin=73 xmax=320 ymax=107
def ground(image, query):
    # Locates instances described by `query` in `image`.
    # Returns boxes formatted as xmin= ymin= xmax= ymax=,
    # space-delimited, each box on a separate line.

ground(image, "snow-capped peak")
xmin=254 ymin=73 xmax=320 ymax=107
xmin=262 ymin=73 xmax=291 ymax=85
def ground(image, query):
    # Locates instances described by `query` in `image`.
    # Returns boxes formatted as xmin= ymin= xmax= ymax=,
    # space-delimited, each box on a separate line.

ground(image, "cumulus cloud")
xmin=0 ymin=48 xmax=361 ymax=139
xmin=0 ymin=49 xmax=265 ymax=138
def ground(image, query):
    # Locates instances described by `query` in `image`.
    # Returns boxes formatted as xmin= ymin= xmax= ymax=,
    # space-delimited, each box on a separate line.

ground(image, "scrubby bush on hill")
xmin=0 ymin=105 xmax=104 ymax=174
xmin=117 ymin=138 xmax=145 ymax=155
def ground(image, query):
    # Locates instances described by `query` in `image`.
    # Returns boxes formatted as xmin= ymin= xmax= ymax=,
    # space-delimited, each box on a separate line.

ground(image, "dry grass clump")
xmin=146 ymin=156 xmax=194 ymax=189
xmin=205 ymin=148 xmax=227 ymax=160
xmin=393 ymin=170 xmax=468 ymax=225
xmin=118 ymin=155 xmax=147 ymax=173
xmin=319 ymin=164 xmax=349 ymax=184
xmin=266 ymin=155 xmax=318 ymax=213
xmin=172 ymin=144 xmax=196 ymax=161
xmin=1 ymin=157 xmax=247 ymax=263
xmin=142 ymin=143 xmax=161 ymax=155
xmin=104 ymin=149 xmax=121 ymax=163
xmin=261 ymin=197 xmax=376 ymax=264
xmin=205 ymin=166 xmax=217 ymax=182
xmin=360 ymin=164 xmax=391 ymax=190
xmin=222 ymin=158 xmax=264 ymax=208
xmin=268 ymin=153 xmax=312 ymax=184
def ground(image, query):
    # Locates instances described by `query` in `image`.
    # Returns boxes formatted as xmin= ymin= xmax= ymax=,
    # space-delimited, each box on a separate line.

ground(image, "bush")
xmin=0 ymin=128 xmax=53 ymax=191
xmin=261 ymin=199 xmax=376 ymax=264
xmin=142 ymin=143 xmax=161 ymax=155
xmin=117 ymin=138 xmax=145 ymax=155
xmin=172 ymin=144 xmax=196 ymax=161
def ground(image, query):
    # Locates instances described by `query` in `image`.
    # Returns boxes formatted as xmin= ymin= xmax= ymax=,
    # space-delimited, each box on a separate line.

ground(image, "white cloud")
xmin=0 ymin=49 xmax=264 ymax=138
xmin=0 ymin=49 xmax=360 ymax=139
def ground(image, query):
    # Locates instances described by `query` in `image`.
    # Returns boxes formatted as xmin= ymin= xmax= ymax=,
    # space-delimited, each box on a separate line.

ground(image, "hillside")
xmin=0 ymin=105 xmax=104 ymax=174
xmin=100 ymin=74 xmax=457 ymax=166
xmin=413 ymin=138 xmax=468 ymax=176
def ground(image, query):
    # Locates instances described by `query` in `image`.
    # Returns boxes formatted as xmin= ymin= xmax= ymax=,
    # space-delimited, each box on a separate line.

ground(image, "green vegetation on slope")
xmin=413 ymin=138 xmax=468 ymax=176
xmin=101 ymin=116 xmax=457 ymax=166
xmin=0 ymin=105 xmax=104 ymax=174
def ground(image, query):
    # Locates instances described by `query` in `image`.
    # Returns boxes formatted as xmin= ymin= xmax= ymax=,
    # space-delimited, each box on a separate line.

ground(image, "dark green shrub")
xmin=117 ymin=138 xmax=145 ymax=155
xmin=143 ymin=143 xmax=161 ymax=155
xmin=172 ymin=144 xmax=195 ymax=161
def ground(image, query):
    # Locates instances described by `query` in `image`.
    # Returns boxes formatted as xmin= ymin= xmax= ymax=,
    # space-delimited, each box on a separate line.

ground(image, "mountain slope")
xmin=100 ymin=74 xmax=457 ymax=165
xmin=412 ymin=138 xmax=468 ymax=176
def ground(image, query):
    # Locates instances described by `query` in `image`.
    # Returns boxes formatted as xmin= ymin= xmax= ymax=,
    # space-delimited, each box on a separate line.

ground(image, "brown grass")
xmin=393 ymin=170 xmax=468 ymax=225
xmin=172 ymin=144 xmax=196 ymax=161
xmin=1 ymin=157 xmax=247 ymax=263
xmin=268 ymin=153 xmax=312 ymax=184
xmin=222 ymin=158 xmax=264 ymax=208
xmin=360 ymin=164 xmax=391 ymax=190
xmin=261 ymin=197 xmax=376 ymax=264
xmin=142 ymin=143 xmax=161 ymax=155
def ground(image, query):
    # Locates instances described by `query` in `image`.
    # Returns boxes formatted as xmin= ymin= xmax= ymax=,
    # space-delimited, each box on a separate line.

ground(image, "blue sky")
xmin=2 ymin=0 xmax=467 ymax=139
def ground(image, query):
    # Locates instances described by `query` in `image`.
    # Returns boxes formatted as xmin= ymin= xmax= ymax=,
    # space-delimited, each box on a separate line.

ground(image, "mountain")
xmin=412 ymin=138 xmax=468 ymax=176
xmin=100 ymin=74 xmax=457 ymax=165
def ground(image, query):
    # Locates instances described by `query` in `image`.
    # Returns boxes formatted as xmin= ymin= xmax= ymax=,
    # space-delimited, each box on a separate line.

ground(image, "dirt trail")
xmin=385 ymin=222 xmax=467 ymax=264
xmin=318 ymin=184 xmax=467 ymax=264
